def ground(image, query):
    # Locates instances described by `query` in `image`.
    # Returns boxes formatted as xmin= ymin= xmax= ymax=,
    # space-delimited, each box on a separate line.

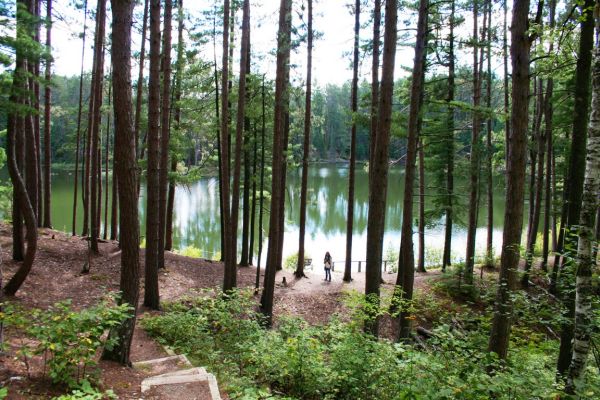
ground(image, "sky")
xmin=49 ymin=0 xmax=416 ymax=86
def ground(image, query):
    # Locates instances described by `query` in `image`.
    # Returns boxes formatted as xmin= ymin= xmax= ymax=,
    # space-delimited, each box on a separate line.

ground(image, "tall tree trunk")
xmin=25 ymin=64 xmax=39 ymax=234
xmin=565 ymin=17 xmax=600 ymax=391
xmin=394 ymin=0 xmax=427 ymax=340
xmin=158 ymin=0 xmax=173 ymax=270
xmin=522 ymin=77 xmax=545 ymax=287
xmin=442 ymin=0 xmax=456 ymax=271
xmin=464 ymin=0 xmax=481 ymax=285
xmin=166 ymin=0 xmax=184 ymax=253
xmin=488 ymin=0 xmax=530 ymax=360
xmin=295 ymin=0 xmax=313 ymax=279
xmin=229 ymin=0 xmax=250 ymax=286
xmin=212 ymin=7 xmax=225 ymax=260
xmin=220 ymin=0 xmax=233 ymax=291
xmin=89 ymin=0 xmax=107 ymax=255
xmin=240 ymin=37 xmax=252 ymax=267
xmin=102 ymin=0 xmax=140 ymax=364
xmin=135 ymin=0 xmax=149 ymax=161
xmin=143 ymin=0 xmax=162 ymax=309
xmin=4 ymin=0 xmax=38 ymax=296
xmin=103 ymin=82 xmax=112 ymax=240
xmin=72 ymin=0 xmax=88 ymax=237
xmin=110 ymin=151 xmax=118 ymax=241
xmin=344 ymin=0 xmax=360 ymax=282
xmin=364 ymin=0 xmax=397 ymax=337
xmin=417 ymin=138 xmax=426 ymax=273
xmin=261 ymin=0 xmax=292 ymax=325
xmin=42 ymin=0 xmax=52 ymax=229
xmin=484 ymin=0 xmax=493 ymax=268
xmin=555 ymin=0 xmax=596 ymax=377
xmin=249 ymin=123 xmax=257 ymax=265
xmin=12 ymin=116 xmax=24 ymax=262
xmin=256 ymin=75 xmax=266 ymax=289
xmin=33 ymin=0 xmax=42 ymax=227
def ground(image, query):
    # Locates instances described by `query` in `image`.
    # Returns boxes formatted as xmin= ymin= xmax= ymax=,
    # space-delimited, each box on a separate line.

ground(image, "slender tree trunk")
xmin=166 ymin=0 xmax=184 ymax=252
xmin=72 ymin=0 xmax=88 ymax=237
xmin=103 ymin=82 xmax=112 ymax=241
xmin=220 ymin=0 xmax=234 ymax=291
xmin=212 ymin=8 xmax=225 ymax=260
xmin=12 ymin=114 xmax=24 ymax=261
xmin=442 ymin=0 xmax=456 ymax=271
xmin=256 ymin=75 xmax=266 ymax=289
xmin=240 ymin=37 xmax=252 ymax=267
xmin=25 ymin=67 xmax=39 ymax=234
xmin=110 ymin=152 xmax=118 ymax=241
xmin=261 ymin=0 xmax=292 ymax=325
xmin=556 ymin=0 xmax=596 ymax=377
xmin=102 ymin=0 xmax=140 ymax=364
xmin=344 ymin=0 xmax=360 ymax=282
xmin=503 ymin=0 xmax=510 ymax=167
xmin=33 ymin=0 xmax=42 ymax=227
xmin=135 ymin=0 xmax=149 ymax=161
xmin=143 ymin=0 xmax=162 ymax=309
xmin=484 ymin=0 xmax=493 ymax=268
xmin=417 ymin=138 xmax=426 ymax=272
xmin=295 ymin=0 xmax=313 ymax=279
xmin=89 ymin=0 xmax=107 ymax=255
xmin=488 ymin=0 xmax=530 ymax=360
xmin=158 ymin=0 xmax=173 ymax=270
xmin=394 ymin=0 xmax=427 ymax=340
xmin=42 ymin=0 xmax=52 ymax=229
xmin=364 ymin=0 xmax=397 ymax=337
xmin=249 ymin=123 xmax=257 ymax=265
xmin=464 ymin=0 xmax=481 ymax=284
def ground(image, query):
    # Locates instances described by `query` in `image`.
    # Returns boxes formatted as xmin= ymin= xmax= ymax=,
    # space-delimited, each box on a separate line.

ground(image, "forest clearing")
xmin=1 ymin=0 xmax=600 ymax=398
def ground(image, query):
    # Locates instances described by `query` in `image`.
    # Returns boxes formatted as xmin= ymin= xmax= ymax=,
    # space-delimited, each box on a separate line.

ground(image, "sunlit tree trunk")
xmin=488 ymin=0 xmax=530 ymax=360
xmin=365 ymin=0 xmax=397 ymax=337
xmin=143 ymin=0 xmax=162 ymax=309
xmin=296 ymin=0 xmax=313 ymax=279
xmin=101 ymin=0 xmax=140 ymax=364
xmin=256 ymin=75 xmax=267 ymax=289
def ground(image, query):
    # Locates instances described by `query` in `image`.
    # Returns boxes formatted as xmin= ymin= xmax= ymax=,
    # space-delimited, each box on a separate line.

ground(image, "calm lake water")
xmin=5 ymin=164 xmax=509 ymax=269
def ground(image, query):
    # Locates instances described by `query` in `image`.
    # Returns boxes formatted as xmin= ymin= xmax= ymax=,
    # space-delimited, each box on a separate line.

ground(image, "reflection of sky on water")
xmin=38 ymin=164 xmax=510 ymax=268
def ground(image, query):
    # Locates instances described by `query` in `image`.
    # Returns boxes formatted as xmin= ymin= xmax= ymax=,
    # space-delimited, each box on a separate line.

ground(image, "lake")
xmin=6 ymin=164 xmax=509 ymax=269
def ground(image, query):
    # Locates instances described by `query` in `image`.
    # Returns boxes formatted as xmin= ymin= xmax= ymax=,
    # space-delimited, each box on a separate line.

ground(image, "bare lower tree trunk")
xmin=368 ymin=0 xmax=381 ymax=172
xmin=464 ymin=0 xmax=481 ymax=284
xmin=240 ymin=33 xmax=252 ymax=267
xmin=103 ymin=84 xmax=112 ymax=241
xmin=565 ymin=22 xmax=600 ymax=392
xmin=344 ymin=0 xmax=360 ymax=283
xmin=261 ymin=0 xmax=292 ymax=325
xmin=33 ymin=0 xmax=42 ymax=227
xmin=488 ymin=0 xmax=530 ymax=360
xmin=417 ymin=139 xmax=426 ymax=273
xmin=249 ymin=123 xmax=257 ymax=265
xmin=42 ymin=0 xmax=52 ymax=229
xmin=102 ymin=0 xmax=140 ymax=364
xmin=295 ymin=0 xmax=313 ymax=279
xmin=158 ymin=0 xmax=173 ymax=270
xmin=72 ymin=0 xmax=88 ymax=237
xmin=256 ymin=76 xmax=266 ymax=289
xmin=364 ymin=0 xmax=397 ymax=337
xmin=394 ymin=0 xmax=428 ymax=340
xmin=484 ymin=0 xmax=493 ymax=268
xmin=143 ymin=0 xmax=162 ymax=309
xmin=442 ymin=0 xmax=456 ymax=272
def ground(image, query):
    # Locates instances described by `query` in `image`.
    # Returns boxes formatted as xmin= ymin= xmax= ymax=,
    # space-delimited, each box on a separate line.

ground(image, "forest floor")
xmin=0 ymin=224 xmax=438 ymax=399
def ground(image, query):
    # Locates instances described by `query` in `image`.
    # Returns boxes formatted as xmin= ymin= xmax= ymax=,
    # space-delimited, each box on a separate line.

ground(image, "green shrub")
xmin=52 ymin=380 xmax=116 ymax=400
xmin=1 ymin=296 xmax=132 ymax=388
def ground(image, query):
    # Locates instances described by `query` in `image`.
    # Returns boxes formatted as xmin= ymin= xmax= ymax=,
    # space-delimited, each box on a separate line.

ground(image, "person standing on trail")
xmin=324 ymin=251 xmax=332 ymax=282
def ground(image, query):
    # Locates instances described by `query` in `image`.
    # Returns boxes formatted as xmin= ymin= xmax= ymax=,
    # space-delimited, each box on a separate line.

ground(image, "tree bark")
xmin=240 ymin=28 xmax=252 ymax=267
xmin=42 ymin=0 xmax=52 ymax=229
xmin=556 ymin=0 xmax=595 ymax=376
xmin=261 ymin=0 xmax=292 ymax=325
xmin=344 ymin=0 xmax=360 ymax=283
xmin=102 ymin=0 xmax=140 ymax=364
xmin=158 ymin=0 xmax=173 ymax=271
xmin=72 ymin=0 xmax=88 ymax=237
xmin=484 ymin=0 xmax=493 ymax=268
xmin=488 ymin=0 xmax=530 ymax=360
xmin=103 ymin=83 xmax=112 ymax=240
xmin=393 ymin=0 xmax=428 ymax=340
xmin=256 ymin=75 xmax=266 ymax=289
xmin=295 ymin=0 xmax=313 ymax=279
xmin=143 ymin=0 xmax=162 ymax=309
xmin=364 ymin=0 xmax=397 ymax=337
xmin=368 ymin=0 xmax=381 ymax=172
xmin=135 ymin=0 xmax=149 ymax=161
xmin=417 ymin=139 xmax=426 ymax=273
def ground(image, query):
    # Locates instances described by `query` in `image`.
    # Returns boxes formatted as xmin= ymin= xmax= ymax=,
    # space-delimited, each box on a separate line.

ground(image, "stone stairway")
xmin=133 ymin=355 xmax=221 ymax=400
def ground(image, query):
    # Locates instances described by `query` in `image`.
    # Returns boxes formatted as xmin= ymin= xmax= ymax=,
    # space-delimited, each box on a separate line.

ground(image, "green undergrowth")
xmin=142 ymin=285 xmax=600 ymax=399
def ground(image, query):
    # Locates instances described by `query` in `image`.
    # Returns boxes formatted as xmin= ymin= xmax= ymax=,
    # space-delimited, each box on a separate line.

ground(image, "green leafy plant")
xmin=52 ymin=380 xmax=116 ymax=400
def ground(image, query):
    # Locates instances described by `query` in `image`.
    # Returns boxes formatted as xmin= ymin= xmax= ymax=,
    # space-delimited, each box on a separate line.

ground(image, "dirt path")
xmin=0 ymin=224 xmax=439 ymax=398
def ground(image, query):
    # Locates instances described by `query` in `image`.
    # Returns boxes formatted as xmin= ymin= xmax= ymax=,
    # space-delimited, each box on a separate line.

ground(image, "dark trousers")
xmin=325 ymin=267 xmax=331 ymax=281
